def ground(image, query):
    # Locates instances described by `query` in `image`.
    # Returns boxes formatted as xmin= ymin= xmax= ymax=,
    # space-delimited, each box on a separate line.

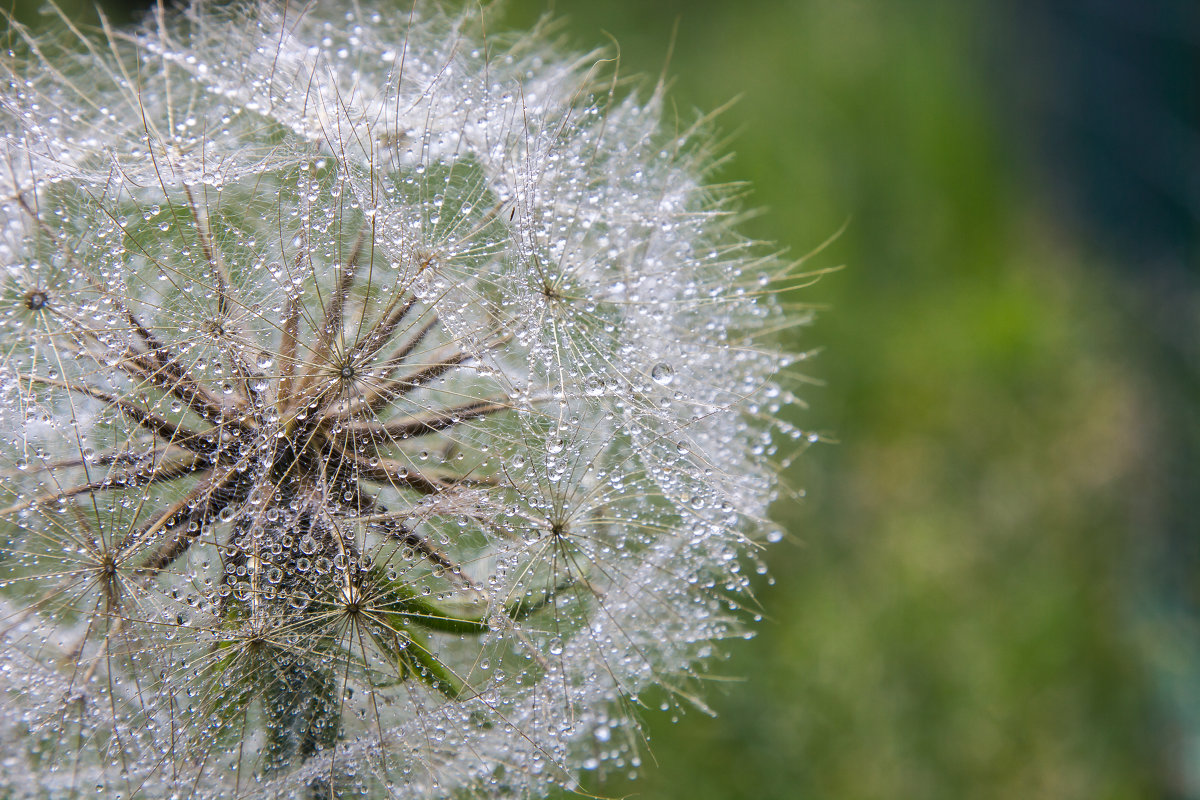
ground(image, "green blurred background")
xmin=6 ymin=1 xmax=1199 ymax=798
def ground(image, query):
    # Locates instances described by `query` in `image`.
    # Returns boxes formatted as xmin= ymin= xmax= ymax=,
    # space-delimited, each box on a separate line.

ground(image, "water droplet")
xmin=651 ymin=363 xmax=674 ymax=385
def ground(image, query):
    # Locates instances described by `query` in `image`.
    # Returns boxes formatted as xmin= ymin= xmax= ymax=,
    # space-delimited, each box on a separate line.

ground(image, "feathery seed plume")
xmin=0 ymin=2 xmax=812 ymax=797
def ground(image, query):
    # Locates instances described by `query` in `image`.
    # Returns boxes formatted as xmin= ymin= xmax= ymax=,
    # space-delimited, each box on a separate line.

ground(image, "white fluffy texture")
xmin=0 ymin=2 xmax=802 ymax=798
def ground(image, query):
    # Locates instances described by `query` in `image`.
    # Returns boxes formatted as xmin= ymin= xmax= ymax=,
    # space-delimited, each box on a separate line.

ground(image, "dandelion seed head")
xmin=0 ymin=1 xmax=810 ymax=797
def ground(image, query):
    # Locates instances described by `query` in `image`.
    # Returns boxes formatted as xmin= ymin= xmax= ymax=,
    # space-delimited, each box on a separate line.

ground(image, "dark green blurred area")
xmin=6 ymin=1 xmax=1196 ymax=798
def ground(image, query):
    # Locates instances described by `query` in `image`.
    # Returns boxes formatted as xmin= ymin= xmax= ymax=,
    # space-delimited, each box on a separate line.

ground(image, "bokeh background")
xmin=5 ymin=1 xmax=1198 ymax=798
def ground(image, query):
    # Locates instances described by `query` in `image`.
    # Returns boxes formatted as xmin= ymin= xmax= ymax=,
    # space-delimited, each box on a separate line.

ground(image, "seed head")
xmin=0 ymin=2 xmax=810 ymax=797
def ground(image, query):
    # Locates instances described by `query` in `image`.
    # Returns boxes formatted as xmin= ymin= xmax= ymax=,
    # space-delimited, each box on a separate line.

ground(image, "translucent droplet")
xmin=651 ymin=363 xmax=674 ymax=385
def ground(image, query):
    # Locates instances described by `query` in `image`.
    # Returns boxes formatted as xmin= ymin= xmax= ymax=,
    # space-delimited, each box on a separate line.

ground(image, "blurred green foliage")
xmin=501 ymin=2 xmax=1168 ymax=799
xmin=4 ymin=0 xmax=139 ymax=30
xmin=3 ymin=1 xmax=1176 ymax=798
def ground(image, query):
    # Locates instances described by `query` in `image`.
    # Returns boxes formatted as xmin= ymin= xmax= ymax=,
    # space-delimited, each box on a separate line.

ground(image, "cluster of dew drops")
xmin=0 ymin=2 xmax=816 ymax=798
